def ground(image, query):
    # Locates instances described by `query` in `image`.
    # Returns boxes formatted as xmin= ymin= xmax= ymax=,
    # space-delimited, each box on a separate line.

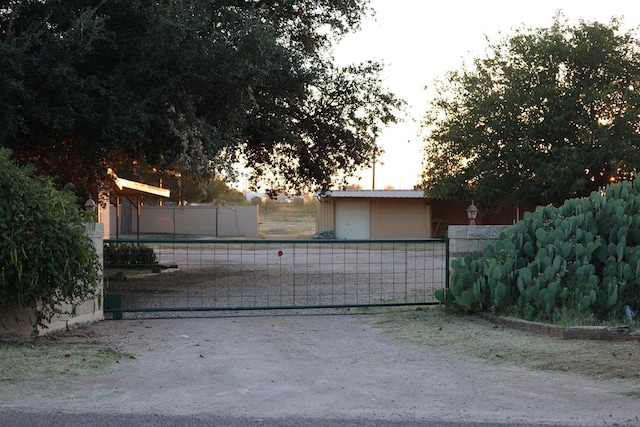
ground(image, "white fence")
xmin=110 ymin=204 xmax=259 ymax=237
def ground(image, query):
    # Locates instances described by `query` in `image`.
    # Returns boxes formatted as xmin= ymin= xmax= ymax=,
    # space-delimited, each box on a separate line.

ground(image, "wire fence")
xmin=103 ymin=238 xmax=448 ymax=315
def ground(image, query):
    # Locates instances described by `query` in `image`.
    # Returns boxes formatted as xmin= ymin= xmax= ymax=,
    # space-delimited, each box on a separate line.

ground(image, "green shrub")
xmin=0 ymin=149 xmax=101 ymax=333
xmin=104 ymin=243 xmax=158 ymax=268
xmin=437 ymin=177 xmax=640 ymax=324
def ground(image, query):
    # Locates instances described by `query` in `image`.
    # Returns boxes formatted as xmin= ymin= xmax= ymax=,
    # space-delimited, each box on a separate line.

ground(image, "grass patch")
xmin=503 ymin=306 xmax=636 ymax=328
xmin=0 ymin=333 xmax=131 ymax=398
xmin=0 ymin=344 xmax=123 ymax=381
xmin=379 ymin=306 xmax=640 ymax=382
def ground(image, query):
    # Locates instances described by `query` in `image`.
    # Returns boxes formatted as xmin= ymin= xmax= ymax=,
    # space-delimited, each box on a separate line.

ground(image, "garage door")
xmin=335 ymin=200 xmax=370 ymax=239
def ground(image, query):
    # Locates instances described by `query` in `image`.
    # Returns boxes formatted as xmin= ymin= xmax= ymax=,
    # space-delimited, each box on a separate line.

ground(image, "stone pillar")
xmin=45 ymin=223 xmax=105 ymax=332
xmin=0 ymin=224 xmax=105 ymax=338
xmin=448 ymin=225 xmax=510 ymax=286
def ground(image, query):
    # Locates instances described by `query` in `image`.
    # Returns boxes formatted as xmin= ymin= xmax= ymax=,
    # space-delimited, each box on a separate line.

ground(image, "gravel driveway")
xmin=1 ymin=312 xmax=639 ymax=426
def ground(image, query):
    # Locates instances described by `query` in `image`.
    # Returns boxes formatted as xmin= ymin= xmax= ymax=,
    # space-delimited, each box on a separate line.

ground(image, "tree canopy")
xmin=419 ymin=14 xmax=640 ymax=209
xmin=0 ymin=0 xmax=403 ymax=197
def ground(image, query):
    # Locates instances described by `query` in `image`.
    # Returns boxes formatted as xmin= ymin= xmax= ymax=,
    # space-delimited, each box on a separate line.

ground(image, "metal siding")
xmin=315 ymin=199 xmax=334 ymax=232
xmin=370 ymin=199 xmax=429 ymax=238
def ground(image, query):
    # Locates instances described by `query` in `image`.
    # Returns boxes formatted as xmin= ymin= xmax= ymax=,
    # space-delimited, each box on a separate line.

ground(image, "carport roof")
xmin=114 ymin=176 xmax=170 ymax=198
xmin=326 ymin=190 xmax=426 ymax=199
xmin=108 ymin=168 xmax=170 ymax=198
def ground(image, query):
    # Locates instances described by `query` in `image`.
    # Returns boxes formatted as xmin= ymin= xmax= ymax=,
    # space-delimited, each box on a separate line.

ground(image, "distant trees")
xmin=180 ymin=176 xmax=247 ymax=205
xmin=0 ymin=0 xmax=403 ymax=197
xmin=419 ymin=14 xmax=640 ymax=208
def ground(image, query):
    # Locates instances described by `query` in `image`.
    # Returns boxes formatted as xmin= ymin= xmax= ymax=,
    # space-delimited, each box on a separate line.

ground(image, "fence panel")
xmin=103 ymin=238 xmax=447 ymax=316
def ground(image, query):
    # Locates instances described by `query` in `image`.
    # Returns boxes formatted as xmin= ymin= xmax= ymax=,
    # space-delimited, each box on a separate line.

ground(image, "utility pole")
xmin=371 ymin=144 xmax=377 ymax=190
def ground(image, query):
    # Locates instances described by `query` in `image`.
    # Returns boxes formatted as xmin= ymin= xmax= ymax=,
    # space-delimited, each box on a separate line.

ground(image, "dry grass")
xmin=259 ymin=211 xmax=316 ymax=239
xmin=0 ymin=327 xmax=131 ymax=398
xmin=379 ymin=306 xmax=640 ymax=384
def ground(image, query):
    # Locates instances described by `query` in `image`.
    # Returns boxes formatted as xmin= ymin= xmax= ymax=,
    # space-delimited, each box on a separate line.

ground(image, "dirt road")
xmin=2 ymin=313 xmax=639 ymax=426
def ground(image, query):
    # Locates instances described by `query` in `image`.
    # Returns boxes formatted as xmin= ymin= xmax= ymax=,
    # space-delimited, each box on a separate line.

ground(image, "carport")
xmin=109 ymin=171 xmax=170 ymax=239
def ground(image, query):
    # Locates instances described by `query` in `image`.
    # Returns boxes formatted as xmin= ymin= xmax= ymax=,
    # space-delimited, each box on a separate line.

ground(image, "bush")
xmin=104 ymin=243 xmax=158 ymax=268
xmin=0 ymin=149 xmax=101 ymax=333
xmin=437 ymin=177 xmax=640 ymax=324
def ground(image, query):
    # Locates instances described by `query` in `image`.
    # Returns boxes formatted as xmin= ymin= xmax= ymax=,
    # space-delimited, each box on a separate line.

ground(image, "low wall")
xmin=448 ymin=225 xmax=510 ymax=257
xmin=1 ymin=224 xmax=104 ymax=338
xmin=448 ymin=225 xmax=511 ymax=286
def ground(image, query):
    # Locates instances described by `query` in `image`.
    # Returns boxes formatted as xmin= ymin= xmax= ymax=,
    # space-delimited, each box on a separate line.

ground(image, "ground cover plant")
xmin=437 ymin=176 xmax=640 ymax=325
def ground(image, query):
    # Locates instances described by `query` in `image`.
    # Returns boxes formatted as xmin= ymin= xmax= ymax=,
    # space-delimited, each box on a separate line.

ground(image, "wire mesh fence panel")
xmin=103 ymin=238 xmax=447 ymax=315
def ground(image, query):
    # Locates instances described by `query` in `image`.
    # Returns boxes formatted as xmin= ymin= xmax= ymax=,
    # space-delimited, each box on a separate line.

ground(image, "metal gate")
xmin=103 ymin=238 xmax=448 ymax=318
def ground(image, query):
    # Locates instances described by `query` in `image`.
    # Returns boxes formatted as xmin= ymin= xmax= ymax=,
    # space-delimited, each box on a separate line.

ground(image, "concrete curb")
xmin=480 ymin=313 xmax=640 ymax=342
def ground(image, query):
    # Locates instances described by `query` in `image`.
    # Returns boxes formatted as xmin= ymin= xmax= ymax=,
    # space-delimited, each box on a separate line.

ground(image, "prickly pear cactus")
xmin=436 ymin=178 xmax=640 ymax=323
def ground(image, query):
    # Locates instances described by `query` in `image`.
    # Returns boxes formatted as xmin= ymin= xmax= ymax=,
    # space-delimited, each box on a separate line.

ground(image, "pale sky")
xmin=333 ymin=0 xmax=640 ymax=190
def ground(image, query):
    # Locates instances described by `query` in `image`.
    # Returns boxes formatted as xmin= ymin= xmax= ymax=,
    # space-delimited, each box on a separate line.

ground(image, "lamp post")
xmin=84 ymin=197 xmax=97 ymax=222
xmin=466 ymin=201 xmax=479 ymax=225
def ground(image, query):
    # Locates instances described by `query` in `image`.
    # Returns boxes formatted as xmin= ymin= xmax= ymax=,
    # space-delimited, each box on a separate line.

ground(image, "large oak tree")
xmin=0 ymin=0 xmax=403 ymax=197
xmin=419 ymin=14 xmax=640 ymax=209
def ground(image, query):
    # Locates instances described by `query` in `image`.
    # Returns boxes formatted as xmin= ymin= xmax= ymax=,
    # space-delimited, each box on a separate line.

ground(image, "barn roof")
xmin=325 ymin=190 xmax=426 ymax=199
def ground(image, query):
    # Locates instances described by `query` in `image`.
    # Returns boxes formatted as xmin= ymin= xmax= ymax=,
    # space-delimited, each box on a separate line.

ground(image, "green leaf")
xmin=544 ymin=265 xmax=555 ymax=281
xmin=519 ymin=267 xmax=532 ymax=285
xmin=561 ymin=241 xmax=572 ymax=258
xmin=535 ymin=228 xmax=547 ymax=243
xmin=617 ymin=243 xmax=624 ymax=263
xmin=523 ymin=241 xmax=534 ymax=257
xmin=459 ymin=291 xmax=474 ymax=309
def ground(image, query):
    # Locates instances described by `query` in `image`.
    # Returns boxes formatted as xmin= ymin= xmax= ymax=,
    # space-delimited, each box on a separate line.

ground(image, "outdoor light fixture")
xmin=84 ymin=197 xmax=96 ymax=222
xmin=466 ymin=201 xmax=478 ymax=225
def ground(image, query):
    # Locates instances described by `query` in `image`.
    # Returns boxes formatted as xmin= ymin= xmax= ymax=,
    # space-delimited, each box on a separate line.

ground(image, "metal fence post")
xmin=444 ymin=232 xmax=450 ymax=291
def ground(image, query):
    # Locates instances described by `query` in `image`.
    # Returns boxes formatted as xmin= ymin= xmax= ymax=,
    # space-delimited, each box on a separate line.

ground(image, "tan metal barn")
xmin=316 ymin=190 xmax=434 ymax=239
xmin=316 ymin=190 xmax=530 ymax=239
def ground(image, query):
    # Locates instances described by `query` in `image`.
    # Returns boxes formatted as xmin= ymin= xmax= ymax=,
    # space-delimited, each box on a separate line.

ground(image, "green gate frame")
xmin=103 ymin=237 xmax=449 ymax=317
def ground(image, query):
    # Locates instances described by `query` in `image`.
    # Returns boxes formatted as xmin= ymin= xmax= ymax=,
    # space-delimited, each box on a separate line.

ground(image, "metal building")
xmin=316 ymin=190 xmax=434 ymax=239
